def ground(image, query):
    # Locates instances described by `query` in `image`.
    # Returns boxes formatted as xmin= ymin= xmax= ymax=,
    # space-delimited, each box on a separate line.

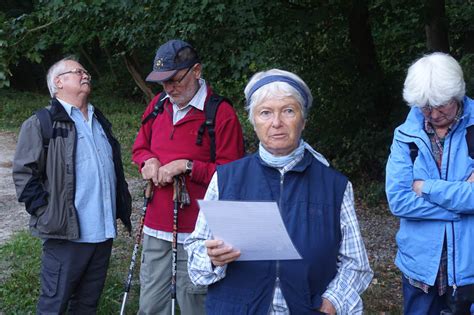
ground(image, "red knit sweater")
xmin=132 ymin=86 xmax=245 ymax=232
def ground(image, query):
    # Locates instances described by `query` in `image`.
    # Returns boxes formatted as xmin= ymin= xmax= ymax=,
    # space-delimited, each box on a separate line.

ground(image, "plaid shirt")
xmin=406 ymin=104 xmax=463 ymax=295
xmin=184 ymin=159 xmax=373 ymax=314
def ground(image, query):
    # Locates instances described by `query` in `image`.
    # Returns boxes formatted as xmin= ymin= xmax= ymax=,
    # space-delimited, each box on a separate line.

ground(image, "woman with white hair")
xmin=185 ymin=69 xmax=373 ymax=314
xmin=386 ymin=52 xmax=474 ymax=314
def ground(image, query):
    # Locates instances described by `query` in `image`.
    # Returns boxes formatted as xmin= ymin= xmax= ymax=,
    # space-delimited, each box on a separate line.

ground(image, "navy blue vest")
xmin=206 ymin=152 xmax=348 ymax=315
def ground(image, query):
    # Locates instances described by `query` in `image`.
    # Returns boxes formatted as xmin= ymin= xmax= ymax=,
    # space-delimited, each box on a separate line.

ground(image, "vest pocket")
xmin=207 ymin=286 xmax=253 ymax=314
xmin=307 ymin=202 xmax=333 ymax=220
xmin=206 ymin=298 xmax=249 ymax=315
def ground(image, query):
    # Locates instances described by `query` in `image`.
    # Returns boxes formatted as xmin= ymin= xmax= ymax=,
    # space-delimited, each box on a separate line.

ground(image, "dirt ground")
xmin=0 ymin=132 xmax=29 ymax=244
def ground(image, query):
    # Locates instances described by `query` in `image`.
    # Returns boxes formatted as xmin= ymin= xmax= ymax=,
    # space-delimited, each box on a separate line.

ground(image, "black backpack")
xmin=141 ymin=92 xmax=230 ymax=162
xmin=35 ymin=107 xmax=53 ymax=154
xmin=408 ymin=125 xmax=474 ymax=162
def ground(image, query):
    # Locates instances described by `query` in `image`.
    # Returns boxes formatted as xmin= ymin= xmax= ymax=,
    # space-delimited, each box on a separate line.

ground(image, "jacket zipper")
xmin=446 ymin=124 xmax=459 ymax=294
xmin=451 ymin=222 xmax=457 ymax=296
xmin=71 ymin=123 xmax=78 ymax=239
xmin=399 ymin=127 xmax=460 ymax=291
xmin=271 ymin=172 xmax=285 ymax=309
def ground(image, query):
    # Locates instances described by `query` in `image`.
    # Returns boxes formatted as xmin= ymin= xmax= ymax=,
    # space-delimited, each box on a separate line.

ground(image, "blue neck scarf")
xmin=259 ymin=139 xmax=329 ymax=169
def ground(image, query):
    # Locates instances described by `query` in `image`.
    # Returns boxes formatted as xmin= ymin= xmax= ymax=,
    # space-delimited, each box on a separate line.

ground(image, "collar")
xmin=166 ymin=78 xmax=207 ymax=111
xmin=56 ymin=97 xmax=94 ymax=117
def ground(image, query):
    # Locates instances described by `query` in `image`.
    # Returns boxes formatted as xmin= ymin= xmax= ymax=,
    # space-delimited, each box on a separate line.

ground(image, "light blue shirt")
xmin=58 ymin=99 xmax=117 ymax=243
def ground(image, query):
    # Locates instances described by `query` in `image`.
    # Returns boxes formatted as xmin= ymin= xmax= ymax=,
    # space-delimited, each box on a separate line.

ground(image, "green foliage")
xmin=0 ymin=231 xmax=142 ymax=314
xmin=460 ymin=53 xmax=474 ymax=94
xmin=0 ymin=89 xmax=49 ymax=131
xmin=0 ymin=231 xmax=41 ymax=313
xmin=355 ymin=179 xmax=388 ymax=209
xmin=2 ymin=0 xmax=474 ymax=180
xmin=370 ymin=0 xmax=426 ymax=74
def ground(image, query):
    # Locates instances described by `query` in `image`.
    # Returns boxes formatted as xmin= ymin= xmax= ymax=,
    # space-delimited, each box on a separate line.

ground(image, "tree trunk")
xmin=123 ymin=54 xmax=154 ymax=101
xmin=348 ymin=0 xmax=378 ymax=74
xmin=424 ymin=0 xmax=450 ymax=52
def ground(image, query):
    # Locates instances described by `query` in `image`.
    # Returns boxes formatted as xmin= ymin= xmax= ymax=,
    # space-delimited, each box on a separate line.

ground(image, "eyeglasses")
xmin=161 ymin=66 xmax=193 ymax=86
xmin=421 ymin=99 xmax=458 ymax=114
xmin=57 ymin=68 xmax=91 ymax=79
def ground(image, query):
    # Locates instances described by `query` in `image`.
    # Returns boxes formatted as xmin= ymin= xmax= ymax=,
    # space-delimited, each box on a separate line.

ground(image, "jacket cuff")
xmin=322 ymin=290 xmax=343 ymax=314
xmin=421 ymin=179 xmax=434 ymax=199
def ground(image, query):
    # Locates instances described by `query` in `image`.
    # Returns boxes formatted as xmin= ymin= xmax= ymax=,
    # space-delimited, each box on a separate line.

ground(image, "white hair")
xmin=244 ymin=69 xmax=313 ymax=125
xmin=403 ymin=52 xmax=465 ymax=108
xmin=46 ymin=56 xmax=79 ymax=97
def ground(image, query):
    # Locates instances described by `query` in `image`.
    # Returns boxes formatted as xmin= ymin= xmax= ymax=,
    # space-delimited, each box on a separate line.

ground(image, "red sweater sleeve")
xmin=132 ymin=94 xmax=163 ymax=171
xmin=191 ymin=101 xmax=245 ymax=185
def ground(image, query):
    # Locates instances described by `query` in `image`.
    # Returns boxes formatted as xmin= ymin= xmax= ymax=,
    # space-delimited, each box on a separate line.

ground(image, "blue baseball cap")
xmin=145 ymin=39 xmax=200 ymax=82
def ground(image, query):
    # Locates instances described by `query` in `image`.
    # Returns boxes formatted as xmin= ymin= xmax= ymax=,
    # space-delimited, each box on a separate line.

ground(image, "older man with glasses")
xmin=12 ymin=56 xmax=132 ymax=314
xmin=132 ymin=39 xmax=245 ymax=315
xmin=386 ymin=52 xmax=474 ymax=314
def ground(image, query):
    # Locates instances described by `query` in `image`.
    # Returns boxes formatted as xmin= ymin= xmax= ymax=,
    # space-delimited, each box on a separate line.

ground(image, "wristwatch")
xmin=185 ymin=160 xmax=193 ymax=175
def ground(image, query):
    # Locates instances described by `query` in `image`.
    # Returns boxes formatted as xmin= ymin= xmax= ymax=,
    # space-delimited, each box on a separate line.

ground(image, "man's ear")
xmin=54 ymin=76 xmax=62 ymax=89
xmin=193 ymin=63 xmax=202 ymax=79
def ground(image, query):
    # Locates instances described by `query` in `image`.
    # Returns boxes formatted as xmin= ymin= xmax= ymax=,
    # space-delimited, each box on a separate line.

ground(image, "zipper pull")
xmin=452 ymin=283 xmax=457 ymax=297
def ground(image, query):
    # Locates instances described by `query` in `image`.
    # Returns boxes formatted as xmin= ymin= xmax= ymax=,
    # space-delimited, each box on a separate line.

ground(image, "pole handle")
xmin=144 ymin=180 xmax=153 ymax=199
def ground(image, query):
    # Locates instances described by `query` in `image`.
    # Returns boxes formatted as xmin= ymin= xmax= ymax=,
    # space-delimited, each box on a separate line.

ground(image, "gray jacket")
xmin=12 ymin=98 xmax=132 ymax=239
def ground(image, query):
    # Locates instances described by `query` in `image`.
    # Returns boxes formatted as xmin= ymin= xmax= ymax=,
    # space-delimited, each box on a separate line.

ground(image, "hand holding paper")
xmin=204 ymin=239 xmax=241 ymax=266
xmin=198 ymin=200 xmax=301 ymax=261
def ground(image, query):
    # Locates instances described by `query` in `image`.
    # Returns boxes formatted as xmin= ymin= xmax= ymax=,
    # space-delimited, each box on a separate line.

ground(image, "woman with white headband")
xmin=184 ymin=69 xmax=373 ymax=314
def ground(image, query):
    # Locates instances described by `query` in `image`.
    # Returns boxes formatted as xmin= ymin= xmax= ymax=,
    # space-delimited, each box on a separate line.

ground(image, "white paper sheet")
xmin=198 ymin=200 xmax=302 ymax=261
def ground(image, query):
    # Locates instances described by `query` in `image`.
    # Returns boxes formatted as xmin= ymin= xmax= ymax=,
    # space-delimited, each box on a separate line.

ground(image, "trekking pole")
xmin=170 ymin=175 xmax=190 ymax=315
xmin=120 ymin=180 xmax=153 ymax=315
xmin=171 ymin=176 xmax=179 ymax=315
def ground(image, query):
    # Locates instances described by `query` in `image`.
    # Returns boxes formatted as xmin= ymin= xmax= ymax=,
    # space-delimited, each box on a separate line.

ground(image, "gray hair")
xmin=244 ymin=69 xmax=313 ymax=125
xmin=403 ymin=52 xmax=465 ymax=108
xmin=46 ymin=56 xmax=79 ymax=97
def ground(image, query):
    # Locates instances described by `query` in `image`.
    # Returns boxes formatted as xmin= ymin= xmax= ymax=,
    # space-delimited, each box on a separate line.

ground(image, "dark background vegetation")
xmin=2 ymin=0 xmax=473 ymax=184
xmin=0 ymin=0 xmax=473 ymax=313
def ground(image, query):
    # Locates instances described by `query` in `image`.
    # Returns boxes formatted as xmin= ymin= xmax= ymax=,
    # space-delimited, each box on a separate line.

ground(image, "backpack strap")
xmin=196 ymin=94 xmax=228 ymax=162
xmin=141 ymin=92 xmax=167 ymax=125
xmin=408 ymin=142 xmax=419 ymax=163
xmin=35 ymin=107 xmax=53 ymax=150
xmin=466 ymin=125 xmax=474 ymax=158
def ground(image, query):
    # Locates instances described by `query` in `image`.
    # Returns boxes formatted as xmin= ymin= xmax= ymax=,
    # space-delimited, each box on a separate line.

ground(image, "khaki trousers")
xmin=138 ymin=234 xmax=207 ymax=315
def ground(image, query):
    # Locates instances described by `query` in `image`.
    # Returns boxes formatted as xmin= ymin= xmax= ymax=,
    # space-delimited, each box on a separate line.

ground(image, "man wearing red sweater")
xmin=132 ymin=39 xmax=245 ymax=315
